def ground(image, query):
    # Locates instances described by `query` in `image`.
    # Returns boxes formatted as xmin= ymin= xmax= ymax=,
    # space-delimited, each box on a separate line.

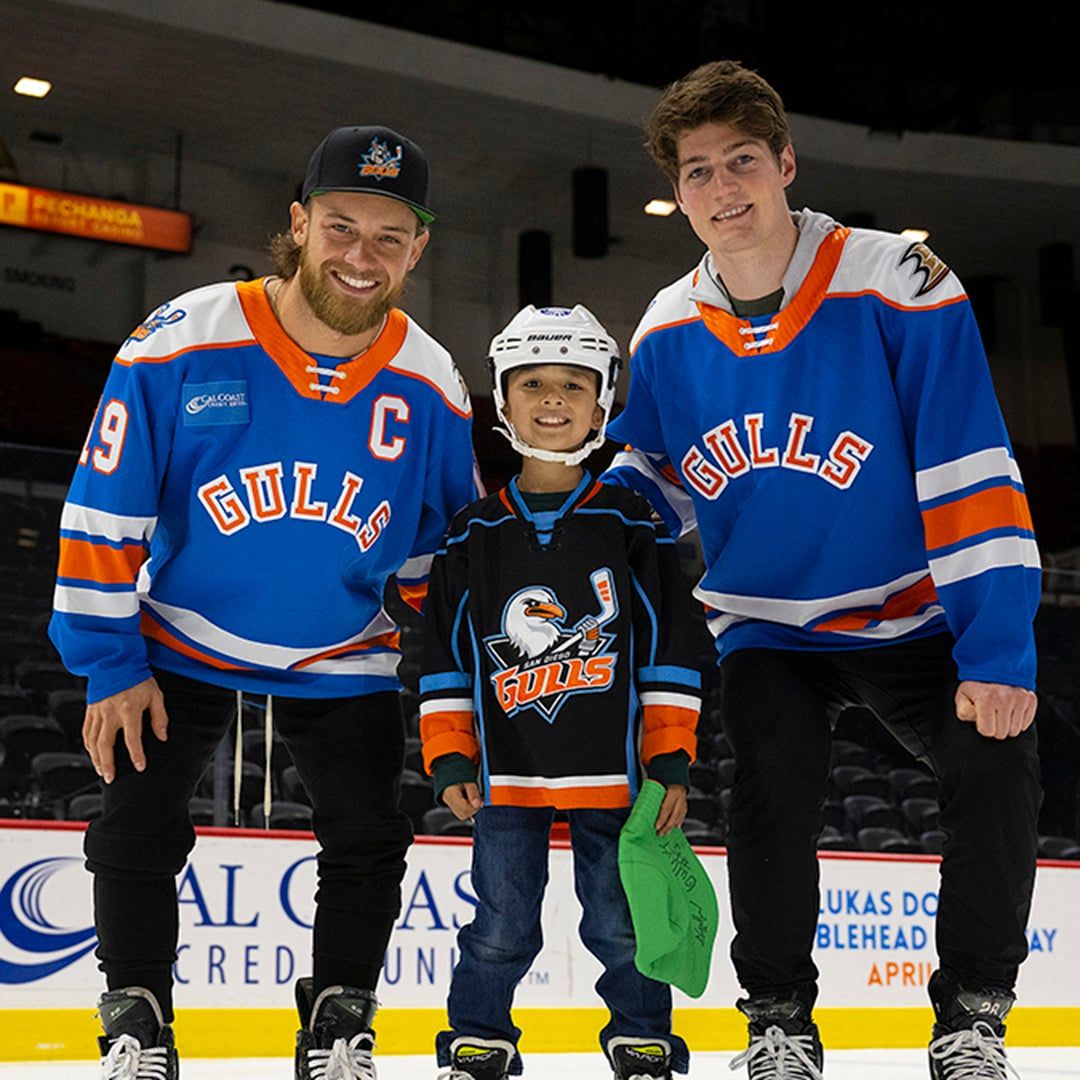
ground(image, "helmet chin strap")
xmin=493 ymin=419 xmax=603 ymax=468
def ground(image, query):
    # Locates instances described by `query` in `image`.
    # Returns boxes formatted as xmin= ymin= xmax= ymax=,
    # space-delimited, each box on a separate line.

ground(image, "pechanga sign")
xmin=0 ymin=183 xmax=192 ymax=253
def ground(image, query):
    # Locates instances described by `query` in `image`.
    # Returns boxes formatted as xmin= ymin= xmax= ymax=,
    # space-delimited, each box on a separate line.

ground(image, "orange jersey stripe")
xmin=114 ymin=337 xmax=257 ymax=367
xmin=420 ymin=721 xmax=477 ymax=773
xmin=291 ymin=631 xmax=401 ymax=670
xmin=921 ymin=484 xmax=1034 ymax=552
xmin=641 ymin=717 xmax=698 ymax=763
xmin=827 ymin=289 xmax=968 ymax=314
xmin=58 ymin=537 xmax=145 ymax=584
xmin=397 ymin=581 xmax=428 ymax=614
xmin=629 ymin=315 xmax=702 ymax=359
xmin=488 ymin=783 xmax=631 ymax=810
xmin=140 ymin=613 xmax=252 ymax=670
xmin=814 ymin=574 xmax=939 ymax=633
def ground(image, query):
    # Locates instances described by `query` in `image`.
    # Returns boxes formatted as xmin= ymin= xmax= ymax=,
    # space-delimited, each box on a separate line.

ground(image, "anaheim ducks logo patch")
xmin=485 ymin=569 xmax=619 ymax=723
xmin=899 ymin=242 xmax=951 ymax=298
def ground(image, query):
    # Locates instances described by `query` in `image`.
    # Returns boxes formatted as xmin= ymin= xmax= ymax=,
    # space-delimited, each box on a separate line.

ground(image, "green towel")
xmin=618 ymin=780 xmax=719 ymax=998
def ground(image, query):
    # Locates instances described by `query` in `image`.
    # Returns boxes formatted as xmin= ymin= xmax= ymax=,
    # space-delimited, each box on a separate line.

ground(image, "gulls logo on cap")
xmin=359 ymin=137 xmax=402 ymax=181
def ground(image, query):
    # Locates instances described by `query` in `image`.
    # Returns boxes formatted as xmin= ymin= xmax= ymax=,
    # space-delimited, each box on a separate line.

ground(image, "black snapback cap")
xmin=301 ymin=125 xmax=434 ymax=224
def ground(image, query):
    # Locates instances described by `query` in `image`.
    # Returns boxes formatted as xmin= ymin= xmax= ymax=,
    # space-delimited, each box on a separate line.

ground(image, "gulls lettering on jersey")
xmin=899 ymin=242 xmax=951 ymax=298
xmin=360 ymin=137 xmax=402 ymax=180
xmin=486 ymin=569 xmax=619 ymax=723
xmin=680 ymin=410 xmax=875 ymax=500
xmin=197 ymin=460 xmax=392 ymax=552
xmin=125 ymin=302 xmax=186 ymax=344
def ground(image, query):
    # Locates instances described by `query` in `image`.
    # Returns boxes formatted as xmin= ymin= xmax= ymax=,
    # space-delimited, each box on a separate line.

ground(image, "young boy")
xmin=419 ymin=305 xmax=703 ymax=1080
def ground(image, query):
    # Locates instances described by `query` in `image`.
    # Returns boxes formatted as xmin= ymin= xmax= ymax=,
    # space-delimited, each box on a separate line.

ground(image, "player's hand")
xmin=655 ymin=784 xmax=688 ymax=836
xmin=443 ymin=782 xmax=483 ymax=820
xmin=82 ymin=677 xmax=169 ymax=784
xmin=955 ymin=680 xmax=1037 ymax=740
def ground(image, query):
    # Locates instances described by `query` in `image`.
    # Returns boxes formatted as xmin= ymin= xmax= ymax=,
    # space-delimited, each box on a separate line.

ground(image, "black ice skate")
xmin=295 ymin=978 xmax=379 ymax=1080
xmin=928 ymin=970 xmax=1019 ymax=1079
xmin=729 ymin=991 xmax=824 ymax=1079
xmin=440 ymin=1036 xmax=517 ymax=1080
xmin=96 ymin=986 xmax=178 ymax=1080
xmin=608 ymin=1036 xmax=673 ymax=1079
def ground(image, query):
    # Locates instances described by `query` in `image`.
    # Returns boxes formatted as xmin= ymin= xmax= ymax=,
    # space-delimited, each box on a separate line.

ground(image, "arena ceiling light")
xmin=14 ymin=77 xmax=52 ymax=98
xmin=901 ymin=228 xmax=930 ymax=242
xmin=644 ymin=199 xmax=677 ymax=217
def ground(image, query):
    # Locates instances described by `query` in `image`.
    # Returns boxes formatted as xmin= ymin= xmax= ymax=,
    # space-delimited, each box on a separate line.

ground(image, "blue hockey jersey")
xmin=605 ymin=209 xmax=1040 ymax=688
xmin=50 ymin=279 xmax=478 ymax=703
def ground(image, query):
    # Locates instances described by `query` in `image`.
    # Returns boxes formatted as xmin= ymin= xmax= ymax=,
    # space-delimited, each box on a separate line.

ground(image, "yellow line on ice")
xmin=1 ymin=1006 xmax=1077 ymax=1060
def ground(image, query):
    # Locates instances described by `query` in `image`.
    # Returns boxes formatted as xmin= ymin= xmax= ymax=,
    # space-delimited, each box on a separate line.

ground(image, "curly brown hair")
xmin=645 ymin=60 xmax=790 ymax=184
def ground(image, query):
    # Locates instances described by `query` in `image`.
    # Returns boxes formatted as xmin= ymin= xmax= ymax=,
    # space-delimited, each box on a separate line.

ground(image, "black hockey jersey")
xmin=419 ymin=473 xmax=702 ymax=810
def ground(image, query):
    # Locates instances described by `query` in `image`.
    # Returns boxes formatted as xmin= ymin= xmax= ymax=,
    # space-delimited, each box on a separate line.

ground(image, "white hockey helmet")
xmin=488 ymin=304 xmax=622 ymax=466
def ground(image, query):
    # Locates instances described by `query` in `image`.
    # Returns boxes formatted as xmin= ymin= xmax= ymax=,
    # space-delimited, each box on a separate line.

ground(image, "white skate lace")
xmin=306 ymin=1033 xmax=378 ymax=1080
xmin=729 ymin=1025 xmax=824 ymax=1079
xmin=101 ymin=1034 xmax=171 ymax=1079
xmin=928 ymin=1020 xmax=1020 ymax=1078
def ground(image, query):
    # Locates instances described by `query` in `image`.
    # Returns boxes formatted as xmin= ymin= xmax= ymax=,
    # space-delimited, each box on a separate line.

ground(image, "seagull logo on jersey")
xmin=359 ymin=137 xmax=402 ymax=180
xmin=899 ymin=242 xmax=951 ymax=298
xmin=485 ymin=569 xmax=619 ymax=723
xmin=126 ymin=302 xmax=186 ymax=344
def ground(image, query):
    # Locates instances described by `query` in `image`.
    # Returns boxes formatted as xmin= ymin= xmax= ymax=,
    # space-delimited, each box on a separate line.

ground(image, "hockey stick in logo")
xmin=561 ymin=568 xmax=618 ymax=652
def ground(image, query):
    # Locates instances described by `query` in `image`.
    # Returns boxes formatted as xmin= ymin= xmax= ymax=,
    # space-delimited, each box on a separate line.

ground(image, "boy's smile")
xmin=503 ymin=364 xmax=604 ymax=454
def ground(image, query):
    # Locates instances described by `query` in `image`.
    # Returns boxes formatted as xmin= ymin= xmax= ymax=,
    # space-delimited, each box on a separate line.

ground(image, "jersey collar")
xmin=235 ymin=278 xmax=408 ymax=404
xmin=500 ymin=471 xmax=600 ymax=524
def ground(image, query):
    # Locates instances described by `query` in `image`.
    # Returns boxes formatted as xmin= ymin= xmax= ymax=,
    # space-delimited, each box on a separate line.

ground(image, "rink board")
xmin=1 ymin=820 xmax=1077 ymax=1059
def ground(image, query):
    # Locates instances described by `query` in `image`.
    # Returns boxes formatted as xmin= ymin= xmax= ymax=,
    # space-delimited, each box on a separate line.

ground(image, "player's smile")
xmin=287 ymin=190 xmax=429 ymax=343
xmin=674 ymin=121 xmax=796 ymax=263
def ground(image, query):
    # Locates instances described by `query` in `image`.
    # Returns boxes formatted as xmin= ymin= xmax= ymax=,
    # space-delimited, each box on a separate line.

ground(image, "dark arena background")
xmin=1 ymin=2 xmax=1079 ymax=1073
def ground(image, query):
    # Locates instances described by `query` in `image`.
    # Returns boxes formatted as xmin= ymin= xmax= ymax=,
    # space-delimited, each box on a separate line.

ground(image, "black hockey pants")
xmin=719 ymin=633 xmax=1042 ymax=1000
xmin=84 ymin=668 xmax=412 ymax=1021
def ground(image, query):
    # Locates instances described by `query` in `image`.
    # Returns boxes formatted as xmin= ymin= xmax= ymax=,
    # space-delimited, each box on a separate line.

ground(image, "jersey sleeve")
xmin=603 ymin=447 xmax=698 ymax=538
xmin=418 ymin=519 xmax=479 ymax=772
xmin=48 ymin=357 xmax=174 ymax=703
xmin=604 ymin=337 xmax=698 ymax=537
xmin=395 ymin=402 xmax=481 ymax=615
xmin=625 ymin=507 xmax=702 ymax=764
xmin=891 ymin=292 xmax=1040 ymax=688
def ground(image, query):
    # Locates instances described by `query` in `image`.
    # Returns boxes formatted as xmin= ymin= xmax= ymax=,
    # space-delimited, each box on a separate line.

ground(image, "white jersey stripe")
xmin=489 ymin=773 xmax=629 ymax=790
xmin=419 ymin=697 xmax=473 ymax=716
xmin=143 ymin=597 xmax=396 ymax=669
xmin=640 ymin=691 xmax=701 ymax=711
xmin=915 ymin=447 xmax=1022 ymax=502
xmin=608 ymin=448 xmax=698 ymax=536
xmin=929 ymin=537 xmax=1041 ymax=587
xmin=53 ymin=585 xmax=139 ymax=619
xmin=398 ymin=553 xmax=434 ymax=581
xmin=60 ymin=502 xmax=157 ymax=544
xmin=298 ymin=655 xmax=401 ymax=677
xmin=694 ymin=568 xmax=929 ymax=629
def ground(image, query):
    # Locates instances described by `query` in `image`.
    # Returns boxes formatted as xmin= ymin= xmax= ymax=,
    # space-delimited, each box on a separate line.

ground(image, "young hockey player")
xmin=419 ymin=305 xmax=704 ymax=1080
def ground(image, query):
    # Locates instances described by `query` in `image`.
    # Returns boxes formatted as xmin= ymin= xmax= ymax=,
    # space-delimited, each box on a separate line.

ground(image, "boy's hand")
xmin=655 ymin=783 xmax=687 ymax=836
xmin=443 ymin=782 xmax=484 ymax=820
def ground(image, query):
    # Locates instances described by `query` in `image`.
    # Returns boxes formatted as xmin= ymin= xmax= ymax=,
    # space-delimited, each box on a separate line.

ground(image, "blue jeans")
xmin=436 ymin=804 xmax=689 ymax=1074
